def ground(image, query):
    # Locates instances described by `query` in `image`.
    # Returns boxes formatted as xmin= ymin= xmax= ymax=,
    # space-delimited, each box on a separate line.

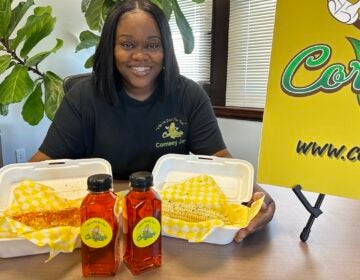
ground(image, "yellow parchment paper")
xmin=160 ymin=175 xmax=263 ymax=242
xmin=0 ymin=180 xmax=82 ymax=261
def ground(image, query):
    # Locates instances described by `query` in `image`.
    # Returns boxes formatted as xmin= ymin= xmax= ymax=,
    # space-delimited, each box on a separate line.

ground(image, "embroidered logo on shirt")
xmin=155 ymin=118 xmax=187 ymax=149
xmin=162 ymin=122 xmax=183 ymax=139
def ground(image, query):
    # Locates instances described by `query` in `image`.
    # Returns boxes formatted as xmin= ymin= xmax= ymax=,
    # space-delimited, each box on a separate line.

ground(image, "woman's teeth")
xmin=130 ymin=66 xmax=150 ymax=75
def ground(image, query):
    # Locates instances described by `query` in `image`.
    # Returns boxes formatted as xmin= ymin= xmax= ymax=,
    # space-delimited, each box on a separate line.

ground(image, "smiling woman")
xmin=31 ymin=0 xmax=226 ymax=179
xmin=30 ymin=0 xmax=275 ymax=243
xmin=114 ymin=9 xmax=164 ymax=101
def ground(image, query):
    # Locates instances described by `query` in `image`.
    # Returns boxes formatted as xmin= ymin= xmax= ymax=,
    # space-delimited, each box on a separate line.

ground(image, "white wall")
xmin=218 ymin=118 xmax=262 ymax=179
xmin=0 ymin=1 xmax=264 ymax=173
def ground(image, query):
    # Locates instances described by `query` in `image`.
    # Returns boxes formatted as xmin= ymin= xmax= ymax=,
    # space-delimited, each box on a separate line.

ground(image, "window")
xmin=226 ymin=0 xmax=276 ymax=109
xmin=168 ymin=0 xmax=213 ymax=83
xmin=169 ymin=0 xmax=277 ymax=121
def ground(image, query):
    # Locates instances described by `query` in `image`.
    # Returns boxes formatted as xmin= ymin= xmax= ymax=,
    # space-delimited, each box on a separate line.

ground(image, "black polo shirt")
xmin=40 ymin=75 xmax=226 ymax=179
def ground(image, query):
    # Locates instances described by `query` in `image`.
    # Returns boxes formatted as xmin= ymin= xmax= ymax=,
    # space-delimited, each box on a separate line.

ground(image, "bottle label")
xmin=132 ymin=217 xmax=161 ymax=248
xmin=80 ymin=218 xmax=113 ymax=248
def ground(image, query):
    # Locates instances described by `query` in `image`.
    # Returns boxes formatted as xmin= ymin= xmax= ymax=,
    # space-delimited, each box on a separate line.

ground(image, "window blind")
xmin=168 ymin=0 xmax=213 ymax=83
xmin=226 ymin=0 xmax=277 ymax=108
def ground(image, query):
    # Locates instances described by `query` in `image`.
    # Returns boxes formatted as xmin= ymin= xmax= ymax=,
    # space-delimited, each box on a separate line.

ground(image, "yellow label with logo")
xmin=132 ymin=217 xmax=161 ymax=248
xmin=80 ymin=218 xmax=113 ymax=248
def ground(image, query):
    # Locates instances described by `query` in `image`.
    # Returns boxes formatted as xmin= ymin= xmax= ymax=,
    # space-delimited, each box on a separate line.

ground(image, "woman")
xmin=31 ymin=0 xmax=274 ymax=242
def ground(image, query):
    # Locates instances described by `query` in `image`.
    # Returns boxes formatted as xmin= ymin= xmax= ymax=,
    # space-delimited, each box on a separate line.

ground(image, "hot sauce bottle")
xmin=123 ymin=171 xmax=161 ymax=275
xmin=80 ymin=174 xmax=120 ymax=277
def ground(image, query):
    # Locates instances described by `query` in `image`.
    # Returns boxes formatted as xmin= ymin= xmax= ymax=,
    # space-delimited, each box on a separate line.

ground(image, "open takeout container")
xmin=152 ymin=154 xmax=254 ymax=244
xmin=0 ymin=158 xmax=112 ymax=258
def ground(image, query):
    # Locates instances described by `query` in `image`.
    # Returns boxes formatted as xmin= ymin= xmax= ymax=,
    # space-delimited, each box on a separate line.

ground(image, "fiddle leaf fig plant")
xmin=0 ymin=0 xmax=64 ymax=125
xmin=76 ymin=0 xmax=205 ymax=68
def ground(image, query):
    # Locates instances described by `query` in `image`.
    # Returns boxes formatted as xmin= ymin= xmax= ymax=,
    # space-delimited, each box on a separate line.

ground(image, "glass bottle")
xmin=123 ymin=171 xmax=161 ymax=275
xmin=80 ymin=174 xmax=120 ymax=277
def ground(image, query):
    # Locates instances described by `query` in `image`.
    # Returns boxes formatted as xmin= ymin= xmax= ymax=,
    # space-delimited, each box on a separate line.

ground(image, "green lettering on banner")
xmin=281 ymin=44 xmax=360 ymax=96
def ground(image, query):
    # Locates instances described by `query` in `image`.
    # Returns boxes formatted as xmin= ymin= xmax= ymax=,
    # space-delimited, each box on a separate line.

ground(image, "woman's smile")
xmin=128 ymin=66 xmax=151 ymax=77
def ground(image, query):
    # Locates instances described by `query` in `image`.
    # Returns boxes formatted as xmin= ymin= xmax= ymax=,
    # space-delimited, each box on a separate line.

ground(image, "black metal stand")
xmin=292 ymin=185 xmax=325 ymax=242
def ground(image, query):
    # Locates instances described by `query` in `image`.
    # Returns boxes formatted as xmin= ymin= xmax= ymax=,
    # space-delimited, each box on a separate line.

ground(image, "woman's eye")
xmin=121 ymin=42 xmax=134 ymax=49
xmin=147 ymin=43 xmax=160 ymax=49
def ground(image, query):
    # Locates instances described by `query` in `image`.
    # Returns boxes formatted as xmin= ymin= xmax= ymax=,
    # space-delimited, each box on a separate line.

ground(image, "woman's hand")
xmin=210 ymin=150 xmax=276 ymax=242
xmin=234 ymin=187 xmax=276 ymax=243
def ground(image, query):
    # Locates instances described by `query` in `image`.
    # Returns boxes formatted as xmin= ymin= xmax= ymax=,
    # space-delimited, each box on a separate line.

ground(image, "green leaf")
xmin=33 ymin=6 xmax=52 ymax=16
xmin=44 ymin=71 xmax=64 ymax=120
xmin=25 ymin=38 xmax=63 ymax=67
xmin=0 ymin=54 xmax=11 ymax=74
xmin=84 ymin=54 xmax=95 ymax=68
xmin=172 ymin=0 xmax=194 ymax=54
xmin=348 ymin=37 xmax=360 ymax=60
xmin=0 ymin=0 xmax=12 ymax=38
xmin=0 ymin=44 xmax=5 ymax=50
xmin=102 ymin=0 xmax=116 ymax=19
xmin=25 ymin=52 xmax=50 ymax=67
xmin=50 ymin=38 xmax=64 ymax=53
xmin=21 ymin=8 xmax=56 ymax=58
xmin=10 ymin=6 xmax=56 ymax=58
xmin=7 ymin=0 xmax=35 ymax=38
xmin=0 ymin=65 xmax=34 ymax=104
xmin=75 ymin=30 xmax=100 ymax=52
xmin=357 ymin=93 xmax=360 ymax=106
xmin=192 ymin=0 xmax=205 ymax=3
xmin=22 ymin=82 xmax=44 ymax=125
xmin=0 ymin=103 xmax=9 ymax=116
xmin=85 ymin=0 xmax=106 ymax=31
xmin=151 ymin=0 xmax=173 ymax=20
xmin=7 ymin=60 xmax=16 ymax=69
xmin=81 ymin=0 xmax=92 ymax=13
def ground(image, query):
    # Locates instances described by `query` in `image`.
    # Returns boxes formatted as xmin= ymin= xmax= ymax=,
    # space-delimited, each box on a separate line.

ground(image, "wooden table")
xmin=1 ymin=184 xmax=359 ymax=280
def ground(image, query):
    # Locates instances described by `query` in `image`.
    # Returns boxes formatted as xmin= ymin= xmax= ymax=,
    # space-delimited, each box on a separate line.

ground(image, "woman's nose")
xmin=131 ymin=48 xmax=148 ymax=61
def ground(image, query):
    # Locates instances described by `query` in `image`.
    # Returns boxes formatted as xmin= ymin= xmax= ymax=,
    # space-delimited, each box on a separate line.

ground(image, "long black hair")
xmin=93 ymin=0 xmax=180 ymax=105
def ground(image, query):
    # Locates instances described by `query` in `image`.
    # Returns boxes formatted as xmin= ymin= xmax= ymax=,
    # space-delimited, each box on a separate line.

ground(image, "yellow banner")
xmin=258 ymin=0 xmax=360 ymax=199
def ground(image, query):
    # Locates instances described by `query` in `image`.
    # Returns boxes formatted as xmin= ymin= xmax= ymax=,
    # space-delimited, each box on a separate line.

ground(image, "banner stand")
xmin=292 ymin=185 xmax=325 ymax=242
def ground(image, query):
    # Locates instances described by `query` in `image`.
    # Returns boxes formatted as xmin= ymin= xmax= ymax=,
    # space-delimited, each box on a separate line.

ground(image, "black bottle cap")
xmin=129 ymin=171 xmax=153 ymax=189
xmin=87 ymin=174 xmax=113 ymax=192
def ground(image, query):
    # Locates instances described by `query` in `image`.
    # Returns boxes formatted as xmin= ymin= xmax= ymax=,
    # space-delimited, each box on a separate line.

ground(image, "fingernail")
xmin=261 ymin=202 xmax=268 ymax=210
xmin=235 ymin=232 xmax=247 ymax=243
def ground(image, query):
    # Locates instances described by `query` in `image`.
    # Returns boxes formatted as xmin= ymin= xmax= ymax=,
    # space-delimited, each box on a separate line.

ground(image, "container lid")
xmin=87 ymin=174 xmax=112 ymax=192
xmin=0 ymin=158 xmax=112 ymax=211
xmin=152 ymin=154 xmax=254 ymax=203
xmin=129 ymin=171 xmax=153 ymax=189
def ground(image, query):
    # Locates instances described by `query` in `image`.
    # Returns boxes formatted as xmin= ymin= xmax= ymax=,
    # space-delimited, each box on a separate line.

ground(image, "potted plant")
xmin=0 ymin=0 xmax=64 ymax=126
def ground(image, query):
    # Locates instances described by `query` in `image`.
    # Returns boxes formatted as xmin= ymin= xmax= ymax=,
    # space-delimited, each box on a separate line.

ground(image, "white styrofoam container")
xmin=152 ymin=154 xmax=254 ymax=245
xmin=0 ymin=158 xmax=112 ymax=258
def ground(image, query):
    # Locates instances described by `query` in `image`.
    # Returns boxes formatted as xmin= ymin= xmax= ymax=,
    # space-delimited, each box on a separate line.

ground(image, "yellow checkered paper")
xmin=5 ymin=180 xmax=81 ymax=214
xmin=160 ymin=175 xmax=264 ymax=243
xmin=0 ymin=180 xmax=82 ymax=261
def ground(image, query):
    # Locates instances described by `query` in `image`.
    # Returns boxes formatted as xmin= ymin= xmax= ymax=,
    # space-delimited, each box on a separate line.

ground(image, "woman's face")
xmin=114 ymin=10 xmax=164 ymax=100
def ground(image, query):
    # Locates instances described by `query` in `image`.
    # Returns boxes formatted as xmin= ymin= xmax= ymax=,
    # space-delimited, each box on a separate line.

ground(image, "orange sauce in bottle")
xmin=123 ymin=171 xmax=161 ymax=275
xmin=80 ymin=174 xmax=120 ymax=277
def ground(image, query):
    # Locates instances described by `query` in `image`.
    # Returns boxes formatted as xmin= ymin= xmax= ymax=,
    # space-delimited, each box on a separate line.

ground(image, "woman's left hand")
xmin=234 ymin=191 xmax=275 ymax=242
xmin=210 ymin=151 xmax=276 ymax=242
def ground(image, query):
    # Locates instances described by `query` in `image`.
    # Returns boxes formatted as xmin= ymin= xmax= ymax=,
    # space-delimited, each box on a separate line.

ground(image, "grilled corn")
xmin=8 ymin=207 xmax=81 ymax=230
xmin=163 ymin=199 xmax=231 ymax=224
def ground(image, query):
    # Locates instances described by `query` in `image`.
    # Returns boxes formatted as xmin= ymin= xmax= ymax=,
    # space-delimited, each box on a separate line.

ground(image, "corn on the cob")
xmin=162 ymin=200 xmax=231 ymax=224
xmin=8 ymin=207 xmax=80 ymax=230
